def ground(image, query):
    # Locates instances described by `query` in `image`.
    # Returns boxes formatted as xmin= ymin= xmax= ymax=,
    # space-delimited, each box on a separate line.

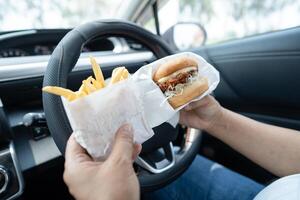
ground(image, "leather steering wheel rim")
xmin=42 ymin=20 xmax=202 ymax=192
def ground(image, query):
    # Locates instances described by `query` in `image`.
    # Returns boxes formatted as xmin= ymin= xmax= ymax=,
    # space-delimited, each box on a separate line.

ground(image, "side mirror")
xmin=162 ymin=22 xmax=207 ymax=50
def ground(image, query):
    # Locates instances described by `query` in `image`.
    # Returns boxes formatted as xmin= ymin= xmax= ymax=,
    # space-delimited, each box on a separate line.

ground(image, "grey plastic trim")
xmin=109 ymin=37 xmax=130 ymax=53
xmin=0 ymin=30 xmax=37 ymax=41
xmin=135 ymin=142 xmax=175 ymax=174
xmin=0 ymin=51 xmax=153 ymax=82
xmin=135 ymin=128 xmax=202 ymax=174
xmin=7 ymin=142 xmax=24 ymax=200
xmin=0 ymin=166 xmax=9 ymax=194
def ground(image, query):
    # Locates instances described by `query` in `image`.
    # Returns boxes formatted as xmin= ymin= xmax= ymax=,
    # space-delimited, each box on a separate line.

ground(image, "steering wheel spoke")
xmin=136 ymin=142 xmax=175 ymax=174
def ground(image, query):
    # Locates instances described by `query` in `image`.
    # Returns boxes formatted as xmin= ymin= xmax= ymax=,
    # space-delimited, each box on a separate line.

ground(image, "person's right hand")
xmin=63 ymin=124 xmax=141 ymax=200
xmin=179 ymin=95 xmax=224 ymax=131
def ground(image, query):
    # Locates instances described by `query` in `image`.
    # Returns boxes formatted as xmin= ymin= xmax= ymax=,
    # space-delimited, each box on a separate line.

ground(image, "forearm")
xmin=206 ymin=108 xmax=300 ymax=177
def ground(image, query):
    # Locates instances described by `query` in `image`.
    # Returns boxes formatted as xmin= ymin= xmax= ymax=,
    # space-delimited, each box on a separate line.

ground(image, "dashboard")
xmin=0 ymin=45 xmax=57 ymax=57
xmin=0 ymin=29 xmax=143 ymax=58
xmin=0 ymin=29 xmax=152 ymax=108
xmin=0 ymin=41 xmax=113 ymax=58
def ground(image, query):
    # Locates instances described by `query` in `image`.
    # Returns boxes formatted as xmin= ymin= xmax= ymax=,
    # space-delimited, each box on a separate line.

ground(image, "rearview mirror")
xmin=162 ymin=22 xmax=207 ymax=50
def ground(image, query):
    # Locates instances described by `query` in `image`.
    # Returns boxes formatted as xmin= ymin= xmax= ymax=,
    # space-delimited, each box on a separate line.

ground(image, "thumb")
xmin=108 ymin=124 xmax=134 ymax=165
xmin=65 ymin=134 xmax=92 ymax=165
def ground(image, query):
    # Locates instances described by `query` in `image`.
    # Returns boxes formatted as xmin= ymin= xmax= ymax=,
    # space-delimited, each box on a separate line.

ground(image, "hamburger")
xmin=153 ymin=56 xmax=209 ymax=108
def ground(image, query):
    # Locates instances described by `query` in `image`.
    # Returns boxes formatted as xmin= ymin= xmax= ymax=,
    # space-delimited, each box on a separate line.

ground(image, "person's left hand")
xmin=63 ymin=124 xmax=142 ymax=200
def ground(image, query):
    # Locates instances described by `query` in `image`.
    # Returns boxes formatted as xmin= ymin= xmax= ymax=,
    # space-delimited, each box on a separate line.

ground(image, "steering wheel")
xmin=42 ymin=20 xmax=202 ymax=192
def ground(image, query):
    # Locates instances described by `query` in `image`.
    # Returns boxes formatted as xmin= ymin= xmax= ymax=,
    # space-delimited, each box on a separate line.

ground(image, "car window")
xmin=0 ymin=0 xmax=134 ymax=31
xmin=139 ymin=0 xmax=300 ymax=45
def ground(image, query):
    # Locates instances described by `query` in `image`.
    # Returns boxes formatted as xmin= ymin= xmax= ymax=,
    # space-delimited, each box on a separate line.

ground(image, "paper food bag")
xmin=63 ymin=52 xmax=220 ymax=160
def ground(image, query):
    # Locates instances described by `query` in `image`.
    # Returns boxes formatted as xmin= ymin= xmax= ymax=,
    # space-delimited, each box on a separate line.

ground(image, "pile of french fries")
xmin=43 ymin=56 xmax=129 ymax=101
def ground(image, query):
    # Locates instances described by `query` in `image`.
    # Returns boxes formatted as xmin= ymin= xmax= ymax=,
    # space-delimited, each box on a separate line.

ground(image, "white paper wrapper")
xmin=131 ymin=52 xmax=220 ymax=127
xmin=62 ymin=52 xmax=219 ymax=160
xmin=63 ymin=80 xmax=154 ymax=160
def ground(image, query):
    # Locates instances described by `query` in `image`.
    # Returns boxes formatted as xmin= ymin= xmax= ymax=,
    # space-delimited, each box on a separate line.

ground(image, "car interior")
xmin=0 ymin=0 xmax=299 ymax=199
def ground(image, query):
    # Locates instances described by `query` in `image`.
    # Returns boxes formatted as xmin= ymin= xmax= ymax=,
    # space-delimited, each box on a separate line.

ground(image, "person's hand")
xmin=63 ymin=124 xmax=142 ymax=200
xmin=180 ymin=95 xmax=224 ymax=131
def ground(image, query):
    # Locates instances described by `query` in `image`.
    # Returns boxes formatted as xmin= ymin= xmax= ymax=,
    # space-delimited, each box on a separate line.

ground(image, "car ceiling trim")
xmin=0 ymin=51 xmax=154 ymax=82
xmin=124 ymin=0 xmax=150 ymax=22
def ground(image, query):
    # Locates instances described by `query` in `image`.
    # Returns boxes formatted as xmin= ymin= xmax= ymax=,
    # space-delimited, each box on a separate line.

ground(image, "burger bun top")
xmin=153 ymin=56 xmax=198 ymax=82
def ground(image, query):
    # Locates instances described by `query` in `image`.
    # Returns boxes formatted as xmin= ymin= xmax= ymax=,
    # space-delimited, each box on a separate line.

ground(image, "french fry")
xmin=90 ymin=77 xmax=103 ymax=90
xmin=42 ymin=86 xmax=77 ymax=101
xmin=68 ymin=95 xmax=78 ymax=101
xmin=110 ymin=68 xmax=118 ymax=83
xmin=89 ymin=56 xmax=105 ymax=88
xmin=111 ymin=67 xmax=118 ymax=78
xmin=122 ymin=68 xmax=129 ymax=79
xmin=110 ymin=67 xmax=125 ymax=84
xmin=86 ymin=76 xmax=93 ymax=83
xmin=86 ymin=76 xmax=102 ymax=90
xmin=110 ymin=68 xmax=118 ymax=84
xmin=82 ymin=79 xmax=97 ymax=94
xmin=119 ymin=68 xmax=129 ymax=80
xmin=43 ymin=61 xmax=130 ymax=101
xmin=77 ymin=82 xmax=88 ymax=97
xmin=75 ymin=91 xmax=87 ymax=98
xmin=111 ymin=67 xmax=128 ymax=84
xmin=79 ymin=84 xmax=87 ymax=94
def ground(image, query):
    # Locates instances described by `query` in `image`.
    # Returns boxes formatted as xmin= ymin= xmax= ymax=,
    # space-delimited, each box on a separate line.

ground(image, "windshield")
xmin=0 ymin=0 xmax=133 ymax=31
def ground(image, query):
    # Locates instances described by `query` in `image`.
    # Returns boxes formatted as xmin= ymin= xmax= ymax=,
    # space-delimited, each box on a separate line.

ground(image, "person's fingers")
xmin=179 ymin=110 xmax=200 ymax=128
xmin=179 ymin=110 xmax=195 ymax=125
xmin=132 ymin=143 xmax=142 ymax=161
xmin=179 ymin=110 xmax=189 ymax=124
xmin=184 ymin=95 xmax=211 ymax=111
xmin=108 ymin=124 xmax=134 ymax=165
xmin=65 ymin=134 xmax=92 ymax=165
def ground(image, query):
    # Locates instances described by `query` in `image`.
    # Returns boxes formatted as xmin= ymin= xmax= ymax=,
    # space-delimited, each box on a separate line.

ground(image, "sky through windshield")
xmin=0 ymin=0 xmax=131 ymax=31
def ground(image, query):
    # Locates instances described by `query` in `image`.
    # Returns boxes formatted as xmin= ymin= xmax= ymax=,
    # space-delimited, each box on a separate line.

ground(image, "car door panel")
xmin=213 ymin=56 xmax=300 ymax=109
xmin=205 ymin=27 xmax=300 ymax=57
xmin=191 ymin=27 xmax=300 ymax=183
xmin=193 ymin=27 xmax=300 ymax=123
